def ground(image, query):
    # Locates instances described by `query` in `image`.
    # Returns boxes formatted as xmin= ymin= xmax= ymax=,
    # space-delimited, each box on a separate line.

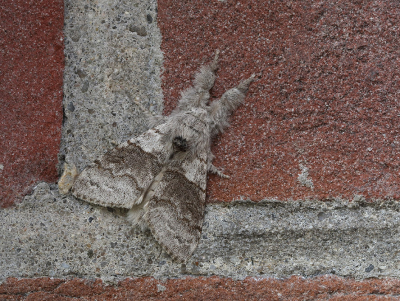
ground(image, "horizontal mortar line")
xmin=2 ymin=183 xmax=400 ymax=280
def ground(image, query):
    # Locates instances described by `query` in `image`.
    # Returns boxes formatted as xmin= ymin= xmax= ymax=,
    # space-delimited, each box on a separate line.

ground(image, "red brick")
xmin=0 ymin=295 xmax=24 ymax=301
xmin=53 ymin=279 xmax=109 ymax=298
xmin=24 ymin=292 xmax=75 ymax=301
xmin=0 ymin=0 xmax=64 ymax=207
xmin=2 ymin=276 xmax=400 ymax=300
xmin=0 ymin=278 xmax=64 ymax=295
xmin=158 ymin=0 xmax=400 ymax=202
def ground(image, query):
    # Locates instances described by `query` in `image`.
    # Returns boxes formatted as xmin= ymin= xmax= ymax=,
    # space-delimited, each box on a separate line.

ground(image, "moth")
xmin=71 ymin=51 xmax=255 ymax=261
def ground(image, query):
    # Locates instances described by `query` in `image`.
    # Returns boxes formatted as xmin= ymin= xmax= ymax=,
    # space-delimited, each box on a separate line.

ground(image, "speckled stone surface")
xmin=60 ymin=0 xmax=163 ymax=173
xmin=158 ymin=0 xmax=400 ymax=202
xmin=0 ymin=0 xmax=64 ymax=207
xmin=2 ymin=183 xmax=400 ymax=282
xmin=2 ymin=275 xmax=400 ymax=300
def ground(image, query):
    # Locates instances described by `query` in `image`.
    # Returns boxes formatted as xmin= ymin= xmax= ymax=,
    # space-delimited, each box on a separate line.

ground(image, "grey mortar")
xmin=60 ymin=0 xmax=164 ymax=173
xmin=1 ymin=183 xmax=400 ymax=283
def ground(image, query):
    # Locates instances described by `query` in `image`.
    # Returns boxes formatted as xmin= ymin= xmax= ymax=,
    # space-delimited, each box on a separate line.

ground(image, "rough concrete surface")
xmin=2 ymin=183 xmax=400 ymax=282
xmin=61 ymin=0 xmax=163 ymax=173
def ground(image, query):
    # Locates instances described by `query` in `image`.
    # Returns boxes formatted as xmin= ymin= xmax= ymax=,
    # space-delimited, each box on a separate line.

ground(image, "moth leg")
xmin=210 ymin=49 xmax=220 ymax=71
xmin=193 ymin=49 xmax=219 ymax=91
xmin=176 ymin=50 xmax=220 ymax=110
xmin=210 ymin=74 xmax=256 ymax=135
xmin=208 ymin=163 xmax=230 ymax=179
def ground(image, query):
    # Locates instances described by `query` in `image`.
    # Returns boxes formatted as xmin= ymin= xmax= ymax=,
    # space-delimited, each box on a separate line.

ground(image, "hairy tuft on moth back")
xmin=71 ymin=50 xmax=256 ymax=262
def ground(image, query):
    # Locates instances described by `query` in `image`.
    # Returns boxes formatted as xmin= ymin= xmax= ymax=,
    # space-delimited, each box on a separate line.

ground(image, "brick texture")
xmin=158 ymin=0 xmax=400 ymax=202
xmin=0 ymin=0 xmax=64 ymax=207
xmin=1 ymin=276 xmax=400 ymax=300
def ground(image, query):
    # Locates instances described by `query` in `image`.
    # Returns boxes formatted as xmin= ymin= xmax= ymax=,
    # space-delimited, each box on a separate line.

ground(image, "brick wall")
xmin=1 ymin=0 xmax=400 ymax=299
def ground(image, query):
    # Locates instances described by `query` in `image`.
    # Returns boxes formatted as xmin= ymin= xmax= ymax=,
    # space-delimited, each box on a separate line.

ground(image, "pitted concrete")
xmin=1 ymin=183 xmax=400 ymax=283
xmin=60 ymin=0 xmax=163 ymax=173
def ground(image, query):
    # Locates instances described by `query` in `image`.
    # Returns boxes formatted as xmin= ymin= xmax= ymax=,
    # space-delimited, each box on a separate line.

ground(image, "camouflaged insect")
xmin=72 ymin=51 xmax=255 ymax=261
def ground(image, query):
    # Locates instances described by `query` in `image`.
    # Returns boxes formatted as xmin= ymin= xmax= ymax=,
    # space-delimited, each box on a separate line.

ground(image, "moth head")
xmin=172 ymin=136 xmax=189 ymax=153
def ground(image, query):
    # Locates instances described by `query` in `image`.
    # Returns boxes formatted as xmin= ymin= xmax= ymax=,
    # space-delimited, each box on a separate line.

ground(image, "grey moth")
xmin=71 ymin=51 xmax=255 ymax=262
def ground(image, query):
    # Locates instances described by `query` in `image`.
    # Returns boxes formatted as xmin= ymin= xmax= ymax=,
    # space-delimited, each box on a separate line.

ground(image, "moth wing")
xmin=72 ymin=125 xmax=171 ymax=209
xmin=143 ymin=151 xmax=208 ymax=262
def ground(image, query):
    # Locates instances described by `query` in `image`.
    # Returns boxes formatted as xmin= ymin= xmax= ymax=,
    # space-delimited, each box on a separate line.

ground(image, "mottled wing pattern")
xmin=144 ymin=151 xmax=208 ymax=262
xmin=72 ymin=126 xmax=170 ymax=209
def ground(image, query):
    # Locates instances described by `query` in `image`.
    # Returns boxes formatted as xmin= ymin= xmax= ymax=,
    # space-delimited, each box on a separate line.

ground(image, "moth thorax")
xmin=172 ymin=136 xmax=189 ymax=153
